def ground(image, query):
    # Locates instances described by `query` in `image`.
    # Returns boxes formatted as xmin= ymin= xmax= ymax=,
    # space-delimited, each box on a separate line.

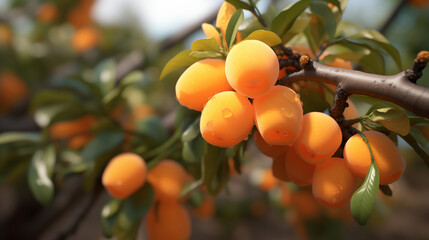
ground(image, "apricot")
xmin=102 ymin=153 xmax=147 ymax=199
xmin=312 ymin=157 xmax=357 ymax=208
xmin=254 ymin=86 xmax=303 ymax=145
xmin=272 ymin=153 xmax=290 ymax=182
xmin=294 ymin=112 xmax=342 ymax=165
xmin=132 ymin=103 xmax=155 ymax=122
xmin=291 ymin=188 xmax=321 ymax=220
xmin=225 ymin=40 xmax=279 ymax=98
xmin=344 ymin=131 xmax=406 ymax=185
xmin=147 ymin=160 xmax=189 ymax=202
xmin=49 ymin=115 xmax=97 ymax=139
xmin=0 ymin=72 xmax=28 ymax=112
xmin=67 ymin=0 xmax=94 ymax=28
xmin=37 ymin=3 xmax=58 ymax=23
xmin=72 ymin=26 xmax=99 ymax=53
xmin=200 ymin=91 xmax=254 ymax=148
xmin=285 ymin=147 xmax=315 ymax=187
xmin=259 ymin=168 xmax=278 ymax=191
xmin=68 ymin=133 xmax=93 ymax=149
xmin=253 ymin=130 xmax=289 ymax=157
xmin=0 ymin=24 xmax=12 ymax=46
xmin=175 ymin=59 xmax=233 ymax=111
xmin=191 ymin=194 xmax=215 ymax=219
xmin=146 ymin=202 xmax=191 ymax=240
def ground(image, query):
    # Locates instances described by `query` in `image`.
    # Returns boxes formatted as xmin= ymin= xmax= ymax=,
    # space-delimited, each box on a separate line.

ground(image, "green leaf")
xmin=160 ymin=50 xmax=199 ymax=80
xmin=53 ymin=77 xmax=94 ymax=98
xmin=401 ymin=134 xmax=429 ymax=168
xmin=82 ymin=131 xmax=124 ymax=163
xmin=281 ymin=13 xmax=311 ymax=43
xmin=320 ymin=0 xmax=342 ymax=13
xmin=225 ymin=0 xmax=253 ymax=11
xmin=120 ymin=71 xmax=150 ymax=90
xmin=27 ymin=145 xmax=56 ymax=206
xmin=189 ymin=51 xmax=224 ymax=59
xmin=225 ymin=9 xmax=244 ymax=49
xmin=135 ymin=116 xmax=168 ymax=145
xmin=191 ymin=38 xmax=221 ymax=52
xmin=379 ymin=185 xmax=392 ymax=197
xmin=344 ymin=30 xmax=402 ymax=70
xmin=181 ymin=118 xmax=200 ymax=142
xmin=350 ymin=162 xmax=379 ymax=225
xmin=202 ymin=144 xmax=229 ymax=196
xmin=182 ymin=135 xmax=207 ymax=164
xmin=368 ymin=107 xmax=410 ymax=136
xmin=270 ymin=0 xmax=311 ymax=37
xmin=31 ymin=90 xmax=79 ymax=110
xmin=0 ymin=132 xmax=40 ymax=145
xmin=95 ymin=58 xmax=116 ymax=95
xmin=243 ymin=30 xmax=282 ymax=46
xmin=408 ymin=116 xmax=429 ymax=125
xmin=101 ymin=198 xmax=122 ymax=238
xmin=34 ymin=103 xmax=85 ymax=128
xmin=310 ymin=1 xmax=337 ymax=41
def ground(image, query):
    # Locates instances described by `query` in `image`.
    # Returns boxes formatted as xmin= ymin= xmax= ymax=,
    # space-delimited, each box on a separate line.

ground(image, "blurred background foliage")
xmin=0 ymin=0 xmax=428 ymax=240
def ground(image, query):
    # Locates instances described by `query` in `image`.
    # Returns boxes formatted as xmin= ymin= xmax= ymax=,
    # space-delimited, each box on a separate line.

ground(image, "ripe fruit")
xmin=49 ymin=115 xmax=97 ymax=139
xmin=272 ymin=153 xmax=290 ymax=182
xmin=225 ymin=40 xmax=279 ymax=98
xmin=344 ymin=131 xmax=406 ymax=185
xmin=147 ymin=160 xmax=189 ymax=202
xmin=285 ymin=147 xmax=315 ymax=187
xmin=200 ymin=91 xmax=254 ymax=148
xmin=175 ymin=59 xmax=233 ymax=111
xmin=312 ymin=158 xmax=357 ymax=208
xmin=252 ymin=130 xmax=289 ymax=157
xmin=294 ymin=112 xmax=342 ymax=165
xmin=0 ymin=72 xmax=28 ymax=112
xmin=0 ymin=24 xmax=12 ymax=46
xmin=146 ymin=202 xmax=191 ymax=240
xmin=37 ymin=3 xmax=58 ymax=23
xmin=68 ymin=133 xmax=93 ymax=149
xmin=67 ymin=0 xmax=94 ymax=28
xmin=72 ymin=26 xmax=99 ymax=53
xmin=192 ymin=194 xmax=215 ymax=219
xmin=259 ymin=168 xmax=278 ymax=191
xmin=253 ymin=86 xmax=303 ymax=145
xmin=291 ymin=188 xmax=321 ymax=220
xmin=102 ymin=153 xmax=147 ymax=199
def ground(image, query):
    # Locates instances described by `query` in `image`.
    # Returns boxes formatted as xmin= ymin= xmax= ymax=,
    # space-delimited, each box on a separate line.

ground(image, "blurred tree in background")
xmin=0 ymin=0 xmax=429 ymax=240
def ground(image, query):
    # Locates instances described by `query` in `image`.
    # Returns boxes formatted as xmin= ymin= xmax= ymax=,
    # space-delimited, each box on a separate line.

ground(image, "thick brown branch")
xmin=282 ymin=62 xmax=429 ymax=118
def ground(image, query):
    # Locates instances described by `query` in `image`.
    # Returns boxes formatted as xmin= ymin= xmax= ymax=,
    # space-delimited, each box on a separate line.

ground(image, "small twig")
xmin=405 ymin=51 xmax=429 ymax=83
xmin=329 ymin=86 xmax=350 ymax=122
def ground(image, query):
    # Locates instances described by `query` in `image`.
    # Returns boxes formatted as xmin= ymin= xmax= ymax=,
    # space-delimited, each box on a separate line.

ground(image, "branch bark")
xmin=282 ymin=62 xmax=429 ymax=118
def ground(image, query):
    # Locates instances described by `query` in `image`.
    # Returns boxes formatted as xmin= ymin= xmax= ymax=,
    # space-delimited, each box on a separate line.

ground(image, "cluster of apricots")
xmin=176 ymin=36 xmax=406 ymax=209
xmin=102 ymin=155 xmax=192 ymax=240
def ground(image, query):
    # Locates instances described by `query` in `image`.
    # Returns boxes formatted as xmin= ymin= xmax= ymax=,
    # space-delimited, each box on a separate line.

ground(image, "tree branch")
xmin=280 ymin=59 xmax=429 ymax=118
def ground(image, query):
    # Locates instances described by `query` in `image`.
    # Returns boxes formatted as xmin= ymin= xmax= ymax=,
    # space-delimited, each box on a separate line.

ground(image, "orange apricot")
xmin=147 ymin=160 xmax=189 ymax=202
xmin=272 ymin=153 xmax=290 ymax=182
xmin=132 ymin=103 xmax=155 ymax=122
xmin=101 ymin=153 xmax=147 ymax=199
xmin=259 ymin=168 xmax=279 ymax=191
xmin=72 ymin=26 xmax=99 ymax=53
xmin=37 ymin=3 xmax=58 ymax=23
xmin=200 ymin=91 xmax=254 ymax=148
xmin=225 ymin=40 xmax=279 ymax=98
xmin=49 ymin=115 xmax=97 ymax=139
xmin=294 ymin=112 xmax=342 ymax=165
xmin=192 ymin=194 xmax=215 ymax=219
xmin=146 ymin=202 xmax=191 ymax=240
xmin=0 ymin=24 xmax=12 ymax=46
xmin=252 ymin=130 xmax=289 ymax=157
xmin=312 ymin=157 xmax=357 ymax=208
xmin=67 ymin=0 xmax=94 ymax=28
xmin=0 ymin=72 xmax=28 ymax=112
xmin=175 ymin=58 xmax=233 ymax=111
xmin=285 ymin=147 xmax=315 ymax=187
xmin=68 ymin=133 xmax=93 ymax=149
xmin=344 ymin=131 xmax=406 ymax=185
xmin=291 ymin=188 xmax=321 ymax=220
xmin=253 ymin=85 xmax=303 ymax=145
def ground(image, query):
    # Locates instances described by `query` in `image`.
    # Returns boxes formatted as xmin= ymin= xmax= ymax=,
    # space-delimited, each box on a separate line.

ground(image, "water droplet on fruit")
xmin=222 ymin=108 xmax=233 ymax=119
xmin=281 ymin=107 xmax=293 ymax=118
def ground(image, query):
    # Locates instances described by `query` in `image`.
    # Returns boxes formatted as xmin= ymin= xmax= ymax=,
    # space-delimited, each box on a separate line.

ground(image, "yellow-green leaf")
xmin=368 ymin=107 xmax=410 ymax=136
xmin=244 ymin=30 xmax=282 ymax=46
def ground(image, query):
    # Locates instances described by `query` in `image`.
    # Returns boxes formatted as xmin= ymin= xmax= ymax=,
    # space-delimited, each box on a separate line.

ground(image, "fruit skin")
xmin=49 ymin=115 xmax=97 ymax=139
xmin=72 ymin=26 xmax=99 ymax=53
xmin=253 ymin=86 xmax=303 ymax=145
xmin=175 ymin=59 xmax=233 ymax=111
xmin=200 ymin=91 xmax=254 ymax=148
xmin=312 ymin=157 xmax=357 ymax=208
xmin=191 ymin=194 xmax=215 ymax=219
xmin=225 ymin=40 xmax=279 ymax=98
xmin=344 ymin=131 xmax=406 ymax=185
xmin=294 ymin=112 xmax=342 ymax=165
xmin=272 ymin=152 xmax=290 ymax=182
xmin=147 ymin=160 xmax=189 ymax=202
xmin=253 ymin=130 xmax=289 ymax=157
xmin=285 ymin=147 xmax=315 ymax=187
xmin=0 ymin=71 xmax=28 ymax=112
xmin=102 ymin=153 xmax=147 ymax=199
xmin=146 ymin=202 xmax=191 ymax=240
